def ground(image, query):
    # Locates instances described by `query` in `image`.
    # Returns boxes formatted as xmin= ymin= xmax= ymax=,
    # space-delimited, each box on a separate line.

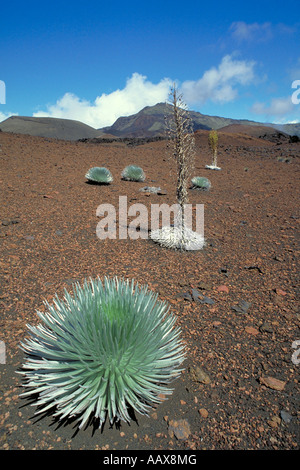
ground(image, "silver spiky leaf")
xmin=18 ymin=277 xmax=185 ymax=429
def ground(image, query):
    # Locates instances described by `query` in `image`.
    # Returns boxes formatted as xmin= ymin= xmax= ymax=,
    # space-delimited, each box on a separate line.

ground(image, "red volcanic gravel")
xmin=0 ymin=129 xmax=299 ymax=451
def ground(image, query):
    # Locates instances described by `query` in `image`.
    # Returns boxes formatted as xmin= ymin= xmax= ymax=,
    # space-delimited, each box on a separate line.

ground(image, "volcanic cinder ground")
xmin=0 ymin=128 xmax=299 ymax=450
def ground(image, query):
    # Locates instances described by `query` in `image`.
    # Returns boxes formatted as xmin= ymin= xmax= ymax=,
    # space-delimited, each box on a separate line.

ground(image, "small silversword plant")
xmin=191 ymin=176 xmax=211 ymax=191
xmin=121 ymin=165 xmax=145 ymax=182
xmin=85 ymin=167 xmax=113 ymax=183
xmin=18 ymin=277 xmax=185 ymax=429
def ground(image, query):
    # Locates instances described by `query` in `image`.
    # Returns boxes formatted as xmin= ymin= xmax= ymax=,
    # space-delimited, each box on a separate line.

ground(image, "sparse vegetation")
xmin=121 ymin=165 xmax=145 ymax=182
xmin=191 ymin=176 xmax=211 ymax=191
xmin=85 ymin=166 xmax=113 ymax=184
xmin=19 ymin=277 xmax=185 ymax=430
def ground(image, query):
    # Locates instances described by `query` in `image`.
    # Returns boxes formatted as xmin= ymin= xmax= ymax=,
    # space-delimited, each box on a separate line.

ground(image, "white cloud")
xmin=230 ymin=21 xmax=272 ymax=42
xmin=0 ymin=111 xmax=17 ymax=123
xmin=32 ymin=56 xmax=258 ymax=128
xmin=251 ymin=97 xmax=295 ymax=119
xmin=180 ymin=55 xmax=256 ymax=105
xmin=33 ymin=73 xmax=172 ymax=128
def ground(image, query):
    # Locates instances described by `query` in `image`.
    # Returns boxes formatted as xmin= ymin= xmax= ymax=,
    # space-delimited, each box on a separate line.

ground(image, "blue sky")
xmin=0 ymin=0 xmax=299 ymax=128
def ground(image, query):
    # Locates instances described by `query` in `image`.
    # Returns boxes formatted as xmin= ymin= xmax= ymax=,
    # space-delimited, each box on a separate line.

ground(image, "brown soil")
xmin=0 ymin=129 xmax=299 ymax=451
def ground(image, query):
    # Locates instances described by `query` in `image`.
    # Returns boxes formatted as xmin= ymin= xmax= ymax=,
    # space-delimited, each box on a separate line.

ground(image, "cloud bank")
xmin=33 ymin=55 xmax=257 ymax=128
xmin=251 ymin=97 xmax=295 ymax=119
xmin=230 ymin=21 xmax=272 ymax=42
xmin=34 ymin=73 xmax=172 ymax=129
xmin=181 ymin=55 xmax=256 ymax=105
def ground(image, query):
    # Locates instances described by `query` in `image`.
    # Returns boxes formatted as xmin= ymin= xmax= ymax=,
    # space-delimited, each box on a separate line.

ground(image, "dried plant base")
xmin=205 ymin=165 xmax=221 ymax=170
xmin=150 ymin=225 xmax=205 ymax=251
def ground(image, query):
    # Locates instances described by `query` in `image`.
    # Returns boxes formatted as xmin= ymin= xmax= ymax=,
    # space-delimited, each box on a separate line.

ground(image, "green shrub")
xmin=85 ymin=167 xmax=113 ymax=184
xmin=191 ymin=176 xmax=211 ymax=191
xmin=121 ymin=165 xmax=145 ymax=182
xmin=18 ymin=277 xmax=185 ymax=429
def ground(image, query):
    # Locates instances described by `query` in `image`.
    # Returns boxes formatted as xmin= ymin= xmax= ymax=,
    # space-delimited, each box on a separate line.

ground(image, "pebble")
xmin=259 ymin=376 xmax=286 ymax=391
xmin=198 ymin=408 xmax=209 ymax=418
xmin=275 ymin=288 xmax=287 ymax=296
xmin=199 ymin=295 xmax=215 ymax=305
xmin=245 ymin=326 xmax=259 ymax=336
xmin=231 ymin=300 xmax=251 ymax=314
xmin=217 ymin=285 xmax=229 ymax=293
xmin=280 ymin=410 xmax=293 ymax=423
xmin=189 ymin=366 xmax=211 ymax=384
xmin=168 ymin=419 xmax=191 ymax=440
xmin=259 ymin=322 xmax=273 ymax=333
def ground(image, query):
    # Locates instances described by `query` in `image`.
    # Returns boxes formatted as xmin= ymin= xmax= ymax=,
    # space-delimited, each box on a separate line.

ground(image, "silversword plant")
xmin=191 ymin=176 xmax=211 ymax=191
xmin=85 ymin=167 xmax=113 ymax=184
xmin=121 ymin=165 xmax=145 ymax=182
xmin=18 ymin=277 xmax=185 ymax=429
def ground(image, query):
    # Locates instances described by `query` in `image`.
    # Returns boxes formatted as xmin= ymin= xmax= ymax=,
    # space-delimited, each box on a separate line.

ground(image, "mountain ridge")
xmin=99 ymin=102 xmax=300 ymax=138
xmin=1 ymin=103 xmax=299 ymax=140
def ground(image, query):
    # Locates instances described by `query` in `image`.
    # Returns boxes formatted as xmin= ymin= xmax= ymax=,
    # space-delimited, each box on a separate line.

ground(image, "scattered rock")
xmin=280 ymin=410 xmax=293 ymax=423
xmin=2 ymin=219 xmax=20 ymax=226
xmin=231 ymin=300 xmax=251 ymax=313
xmin=199 ymin=295 xmax=215 ymax=305
xmin=189 ymin=366 xmax=211 ymax=384
xmin=168 ymin=419 xmax=191 ymax=440
xmin=139 ymin=186 xmax=161 ymax=193
xmin=268 ymin=416 xmax=281 ymax=428
xmin=259 ymin=322 xmax=273 ymax=333
xmin=259 ymin=376 xmax=286 ymax=391
xmin=197 ymin=281 xmax=212 ymax=291
xmin=191 ymin=288 xmax=201 ymax=301
xmin=245 ymin=326 xmax=259 ymax=336
xmin=217 ymin=285 xmax=229 ymax=293
xmin=274 ymin=288 xmax=287 ymax=296
xmin=177 ymin=291 xmax=193 ymax=301
xmin=198 ymin=408 xmax=209 ymax=418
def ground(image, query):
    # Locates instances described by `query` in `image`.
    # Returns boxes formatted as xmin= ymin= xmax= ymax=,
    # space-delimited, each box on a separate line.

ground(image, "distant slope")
xmin=218 ymin=124 xmax=292 ymax=143
xmin=1 ymin=105 xmax=299 ymax=141
xmin=0 ymin=116 xmax=102 ymax=141
xmin=99 ymin=102 xmax=300 ymax=138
